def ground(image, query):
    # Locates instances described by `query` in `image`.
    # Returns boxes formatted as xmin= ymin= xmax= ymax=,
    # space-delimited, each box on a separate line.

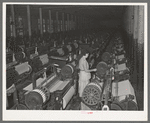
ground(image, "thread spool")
xmin=82 ymin=82 xmax=102 ymax=106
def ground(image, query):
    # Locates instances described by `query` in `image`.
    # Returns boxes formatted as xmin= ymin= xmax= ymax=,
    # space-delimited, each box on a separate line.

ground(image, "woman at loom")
xmin=78 ymin=49 xmax=97 ymax=98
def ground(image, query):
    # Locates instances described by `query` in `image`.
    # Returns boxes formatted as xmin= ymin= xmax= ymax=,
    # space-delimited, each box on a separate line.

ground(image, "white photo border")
xmin=2 ymin=2 xmax=148 ymax=121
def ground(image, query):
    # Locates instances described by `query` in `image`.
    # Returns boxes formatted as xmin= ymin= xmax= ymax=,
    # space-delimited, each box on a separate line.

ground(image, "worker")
xmin=78 ymin=49 xmax=97 ymax=98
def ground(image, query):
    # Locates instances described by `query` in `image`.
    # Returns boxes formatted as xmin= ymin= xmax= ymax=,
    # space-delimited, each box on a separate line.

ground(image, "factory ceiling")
xmin=30 ymin=5 xmax=126 ymax=21
xmin=7 ymin=5 xmax=126 ymax=21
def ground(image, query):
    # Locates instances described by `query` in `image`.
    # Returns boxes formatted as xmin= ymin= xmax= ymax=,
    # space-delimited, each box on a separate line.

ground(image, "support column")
xmin=130 ymin=6 xmax=134 ymax=72
xmin=128 ymin=7 xmax=132 ymax=62
xmin=67 ymin=14 xmax=69 ymax=31
xmin=137 ymin=6 xmax=144 ymax=91
xmin=83 ymin=17 xmax=85 ymax=29
xmin=49 ymin=10 xmax=52 ymax=33
xmin=133 ymin=6 xmax=139 ymax=39
xmin=62 ymin=13 xmax=64 ymax=32
xmin=81 ymin=17 xmax=82 ymax=29
xmin=71 ymin=15 xmax=73 ymax=30
xmin=82 ymin=17 xmax=83 ymax=29
xmin=85 ymin=18 xmax=86 ymax=29
xmin=80 ymin=16 xmax=81 ymax=29
xmin=131 ymin=6 xmax=134 ymax=35
xmin=10 ymin=5 xmax=16 ymax=38
xmin=132 ymin=6 xmax=139 ymax=88
xmin=74 ymin=15 xmax=76 ymax=30
xmin=39 ymin=8 xmax=43 ymax=36
xmin=56 ymin=11 xmax=58 ymax=32
xmin=27 ymin=5 xmax=31 ymax=39
xmin=78 ymin=16 xmax=80 ymax=29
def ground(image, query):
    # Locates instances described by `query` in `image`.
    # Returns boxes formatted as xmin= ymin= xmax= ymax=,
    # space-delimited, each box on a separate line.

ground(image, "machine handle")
xmin=32 ymin=64 xmax=56 ymax=89
xmin=102 ymin=105 xmax=109 ymax=111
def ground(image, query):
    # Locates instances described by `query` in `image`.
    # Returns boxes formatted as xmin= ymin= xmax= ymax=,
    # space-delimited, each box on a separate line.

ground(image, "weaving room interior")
xmin=5 ymin=4 xmax=145 ymax=111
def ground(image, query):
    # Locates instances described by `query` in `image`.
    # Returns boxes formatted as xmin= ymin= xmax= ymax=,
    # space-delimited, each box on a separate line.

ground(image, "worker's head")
xmin=81 ymin=49 xmax=89 ymax=58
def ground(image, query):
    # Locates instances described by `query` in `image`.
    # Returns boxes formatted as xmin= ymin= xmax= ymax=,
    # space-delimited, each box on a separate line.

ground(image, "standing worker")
xmin=78 ymin=49 xmax=97 ymax=98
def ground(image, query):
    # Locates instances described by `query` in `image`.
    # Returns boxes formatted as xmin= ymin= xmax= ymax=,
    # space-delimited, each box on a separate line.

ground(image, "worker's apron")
xmin=78 ymin=71 xmax=91 ymax=97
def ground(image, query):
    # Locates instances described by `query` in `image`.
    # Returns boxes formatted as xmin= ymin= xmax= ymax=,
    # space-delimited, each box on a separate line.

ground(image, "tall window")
xmin=51 ymin=20 xmax=53 ymax=33
xmin=9 ymin=16 xmax=13 ymax=37
xmin=16 ymin=16 xmax=23 ymax=36
xmin=47 ymin=19 xmax=50 ymax=32
xmin=43 ymin=19 xmax=46 ymax=32
xmin=58 ymin=20 xmax=60 ymax=32
xmin=38 ymin=19 xmax=40 ymax=31
xmin=60 ymin=20 xmax=63 ymax=32
xmin=65 ymin=21 xmax=67 ymax=31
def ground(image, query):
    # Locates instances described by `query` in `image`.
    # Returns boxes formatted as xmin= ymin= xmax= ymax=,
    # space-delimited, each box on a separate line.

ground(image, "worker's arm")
xmin=83 ymin=61 xmax=96 ymax=73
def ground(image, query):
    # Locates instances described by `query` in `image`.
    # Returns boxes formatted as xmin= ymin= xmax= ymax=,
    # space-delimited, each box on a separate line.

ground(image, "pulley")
xmin=82 ymin=82 xmax=102 ymax=106
xmin=25 ymin=86 xmax=50 ymax=110
xmin=110 ymin=102 xmax=122 ymax=110
xmin=101 ymin=52 xmax=112 ymax=64
xmin=16 ymin=104 xmax=28 ymax=110
xmin=96 ymin=61 xmax=108 ymax=78
xmin=118 ymin=98 xmax=138 ymax=110
xmin=111 ymin=98 xmax=138 ymax=110
xmin=14 ymin=51 xmax=26 ymax=62
xmin=61 ymin=63 xmax=75 ymax=78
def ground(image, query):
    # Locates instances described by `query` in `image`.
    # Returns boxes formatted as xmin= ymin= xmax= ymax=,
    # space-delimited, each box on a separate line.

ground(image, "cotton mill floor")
xmin=68 ymin=85 xmax=144 ymax=111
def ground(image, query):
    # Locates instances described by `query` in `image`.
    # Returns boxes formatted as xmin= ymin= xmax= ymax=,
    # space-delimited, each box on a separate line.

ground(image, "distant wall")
xmin=98 ymin=20 xmax=121 ymax=28
xmin=122 ymin=6 xmax=144 ymax=91
xmin=91 ymin=19 xmax=121 ymax=29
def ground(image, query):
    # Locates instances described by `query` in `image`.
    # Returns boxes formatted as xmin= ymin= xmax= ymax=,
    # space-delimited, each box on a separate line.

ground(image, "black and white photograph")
xmin=3 ymin=2 xmax=147 ymax=121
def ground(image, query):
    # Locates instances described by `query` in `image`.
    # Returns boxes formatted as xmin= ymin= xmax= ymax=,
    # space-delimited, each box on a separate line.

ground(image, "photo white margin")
xmin=2 ymin=2 xmax=148 ymax=121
